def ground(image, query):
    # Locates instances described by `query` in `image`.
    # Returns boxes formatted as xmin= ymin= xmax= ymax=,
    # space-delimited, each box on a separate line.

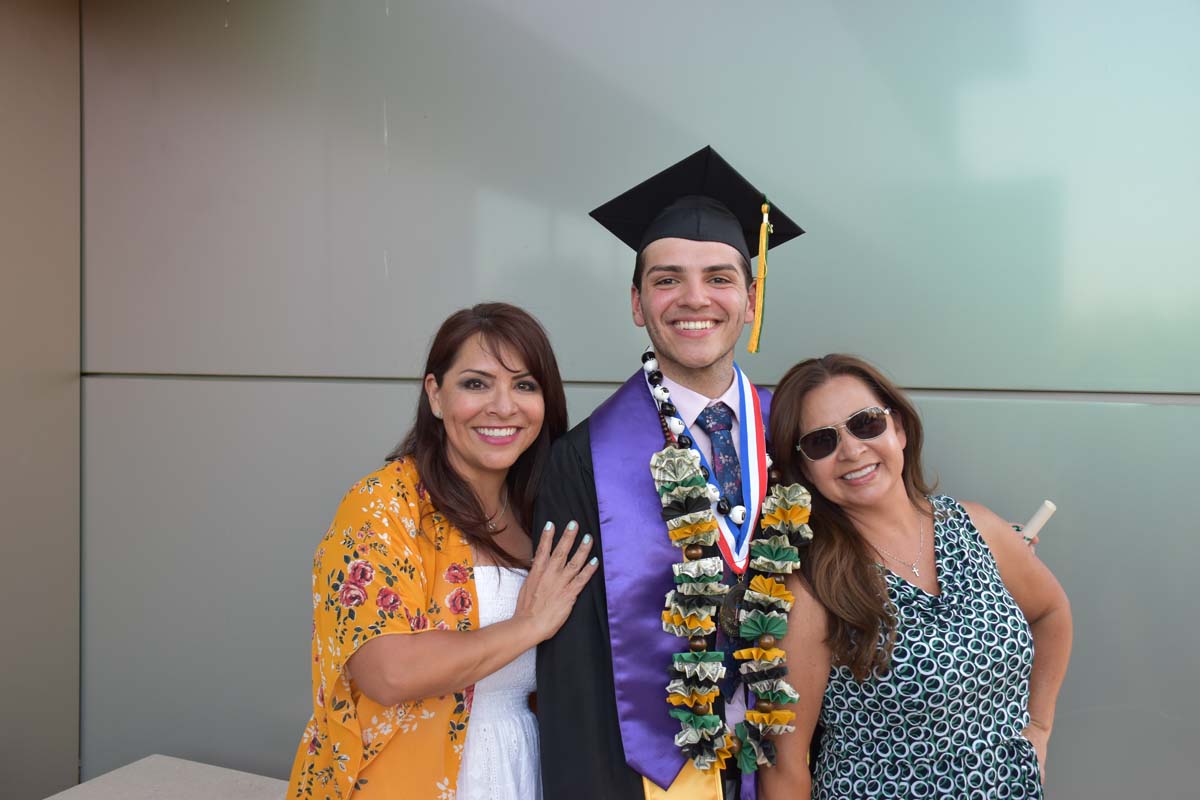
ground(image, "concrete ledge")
xmin=45 ymin=755 xmax=286 ymax=799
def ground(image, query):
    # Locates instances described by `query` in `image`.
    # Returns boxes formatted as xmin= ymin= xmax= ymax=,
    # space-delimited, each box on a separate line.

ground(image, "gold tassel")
xmin=747 ymin=202 xmax=771 ymax=353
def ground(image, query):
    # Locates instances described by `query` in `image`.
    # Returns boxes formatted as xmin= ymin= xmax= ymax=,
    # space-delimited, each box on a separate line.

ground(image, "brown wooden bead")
xmin=692 ymin=703 xmax=711 ymax=715
xmin=755 ymin=698 xmax=776 ymax=713
xmin=683 ymin=544 xmax=705 ymax=561
xmin=726 ymin=736 xmax=742 ymax=755
xmin=756 ymin=634 xmax=777 ymax=650
xmin=688 ymin=635 xmax=708 ymax=652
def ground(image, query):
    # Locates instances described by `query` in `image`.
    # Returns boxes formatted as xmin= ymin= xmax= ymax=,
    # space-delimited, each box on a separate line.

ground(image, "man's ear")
xmin=631 ymin=285 xmax=647 ymax=328
xmin=745 ymin=278 xmax=757 ymax=324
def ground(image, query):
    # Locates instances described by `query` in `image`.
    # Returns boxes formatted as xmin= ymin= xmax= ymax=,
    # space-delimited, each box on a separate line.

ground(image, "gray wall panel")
xmin=0 ymin=2 xmax=81 ymax=797
xmin=83 ymin=1 xmax=1200 ymax=391
xmin=82 ymin=376 xmax=416 ymax=778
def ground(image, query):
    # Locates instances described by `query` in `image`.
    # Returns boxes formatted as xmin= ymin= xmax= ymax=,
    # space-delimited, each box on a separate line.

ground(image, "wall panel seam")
xmin=80 ymin=373 xmax=1200 ymax=406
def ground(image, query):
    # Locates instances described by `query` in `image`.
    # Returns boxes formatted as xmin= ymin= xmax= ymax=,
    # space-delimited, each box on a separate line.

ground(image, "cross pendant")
xmin=911 ymin=564 xmax=921 ymax=577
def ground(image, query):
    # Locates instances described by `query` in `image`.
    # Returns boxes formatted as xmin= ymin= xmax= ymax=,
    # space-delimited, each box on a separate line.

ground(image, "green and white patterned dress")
xmin=812 ymin=496 xmax=1043 ymax=800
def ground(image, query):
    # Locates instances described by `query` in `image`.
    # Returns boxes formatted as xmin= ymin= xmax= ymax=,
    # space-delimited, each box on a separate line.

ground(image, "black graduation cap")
xmin=589 ymin=145 xmax=804 ymax=262
xmin=590 ymin=145 xmax=805 ymax=352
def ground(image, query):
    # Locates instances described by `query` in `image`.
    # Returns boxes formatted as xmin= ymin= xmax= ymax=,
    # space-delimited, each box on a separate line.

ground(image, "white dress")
xmin=456 ymin=566 xmax=542 ymax=800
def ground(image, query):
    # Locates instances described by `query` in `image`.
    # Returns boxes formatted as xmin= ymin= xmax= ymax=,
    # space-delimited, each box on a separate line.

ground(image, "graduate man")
xmin=535 ymin=146 xmax=804 ymax=800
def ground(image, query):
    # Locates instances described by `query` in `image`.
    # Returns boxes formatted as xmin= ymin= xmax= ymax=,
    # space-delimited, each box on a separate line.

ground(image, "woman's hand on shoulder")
xmin=511 ymin=520 xmax=599 ymax=643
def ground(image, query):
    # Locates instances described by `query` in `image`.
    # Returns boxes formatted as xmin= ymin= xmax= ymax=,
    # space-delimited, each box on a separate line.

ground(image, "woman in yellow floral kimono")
xmin=288 ymin=303 xmax=598 ymax=800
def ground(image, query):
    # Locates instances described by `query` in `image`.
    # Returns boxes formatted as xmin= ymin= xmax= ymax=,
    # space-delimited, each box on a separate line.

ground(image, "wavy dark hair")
xmin=769 ymin=354 xmax=937 ymax=680
xmin=386 ymin=303 xmax=568 ymax=568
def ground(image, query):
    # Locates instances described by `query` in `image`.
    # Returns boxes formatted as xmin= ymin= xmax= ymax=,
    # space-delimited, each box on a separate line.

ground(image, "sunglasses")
xmin=795 ymin=406 xmax=892 ymax=461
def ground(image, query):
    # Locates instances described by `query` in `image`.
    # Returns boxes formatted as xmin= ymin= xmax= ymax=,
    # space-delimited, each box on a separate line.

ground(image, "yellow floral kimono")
xmin=287 ymin=458 xmax=480 ymax=799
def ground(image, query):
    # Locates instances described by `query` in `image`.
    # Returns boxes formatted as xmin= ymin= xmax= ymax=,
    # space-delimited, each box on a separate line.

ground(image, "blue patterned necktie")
xmin=695 ymin=401 xmax=744 ymax=700
xmin=695 ymin=402 xmax=742 ymax=506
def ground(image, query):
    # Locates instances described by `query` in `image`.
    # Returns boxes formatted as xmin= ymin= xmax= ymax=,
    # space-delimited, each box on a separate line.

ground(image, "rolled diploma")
xmin=1021 ymin=500 xmax=1057 ymax=543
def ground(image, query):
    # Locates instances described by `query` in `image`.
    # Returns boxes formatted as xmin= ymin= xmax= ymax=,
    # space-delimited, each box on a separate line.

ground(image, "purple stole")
xmin=591 ymin=370 xmax=772 ymax=794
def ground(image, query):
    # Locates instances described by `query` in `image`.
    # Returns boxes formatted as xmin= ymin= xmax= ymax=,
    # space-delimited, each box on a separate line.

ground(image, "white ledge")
xmin=46 ymin=755 xmax=287 ymax=800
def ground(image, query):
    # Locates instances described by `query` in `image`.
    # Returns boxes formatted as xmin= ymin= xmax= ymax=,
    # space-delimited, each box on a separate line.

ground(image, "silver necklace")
xmin=486 ymin=488 xmax=509 ymax=532
xmin=869 ymin=519 xmax=926 ymax=577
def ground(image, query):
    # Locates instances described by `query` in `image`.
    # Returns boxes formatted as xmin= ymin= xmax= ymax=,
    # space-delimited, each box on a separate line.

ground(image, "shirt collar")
xmin=660 ymin=372 xmax=741 ymax=429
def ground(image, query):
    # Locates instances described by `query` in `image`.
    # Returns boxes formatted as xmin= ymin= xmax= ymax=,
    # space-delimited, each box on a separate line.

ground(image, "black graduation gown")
xmin=534 ymin=419 xmax=647 ymax=800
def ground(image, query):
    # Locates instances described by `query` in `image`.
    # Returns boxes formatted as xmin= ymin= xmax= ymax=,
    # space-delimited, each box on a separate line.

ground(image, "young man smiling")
xmin=633 ymin=237 xmax=755 ymax=400
xmin=535 ymin=147 xmax=803 ymax=800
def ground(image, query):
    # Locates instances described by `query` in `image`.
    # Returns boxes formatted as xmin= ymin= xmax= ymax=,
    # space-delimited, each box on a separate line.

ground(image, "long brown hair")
xmin=386 ymin=303 xmax=568 ymax=567
xmin=770 ymin=354 xmax=937 ymax=679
